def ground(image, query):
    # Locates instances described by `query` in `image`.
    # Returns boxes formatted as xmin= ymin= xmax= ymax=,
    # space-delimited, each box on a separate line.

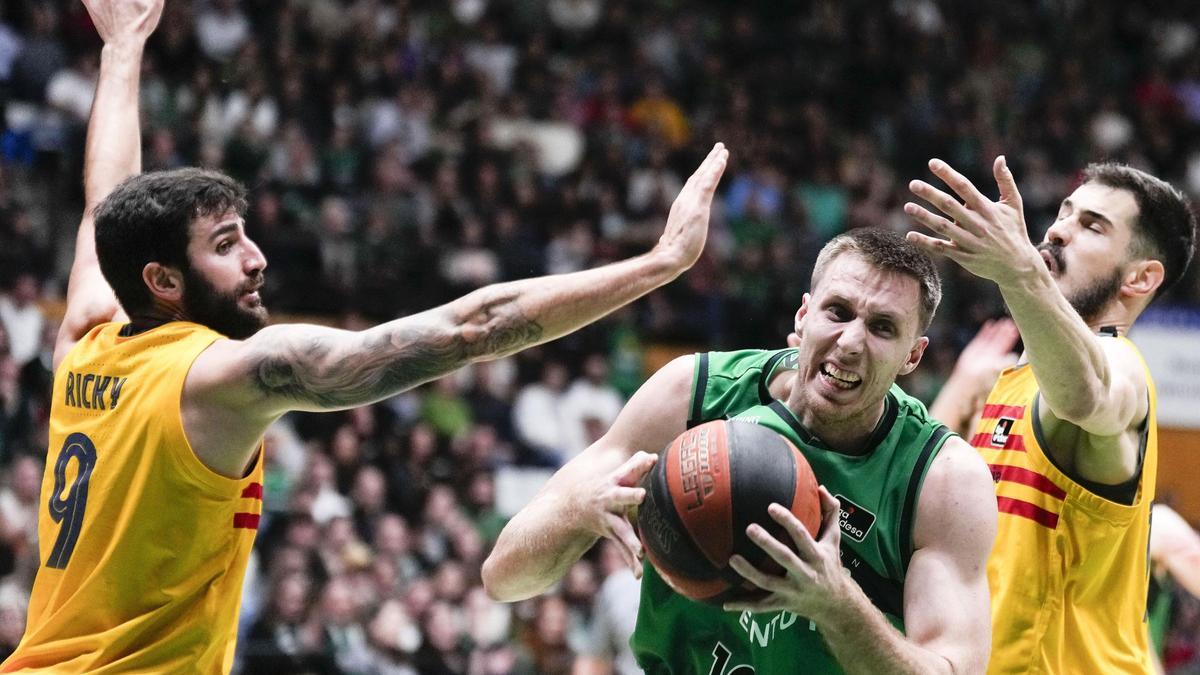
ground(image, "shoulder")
xmin=1102 ymin=336 xmax=1150 ymax=379
xmin=704 ymin=348 xmax=789 ymax=376
xmin=890 ymin=383 xmax=938 ymax=425
xmin=913 ymin=436 xmax=997 ymax=553
xmin=635 ymin=354 xmax=697 ymax=403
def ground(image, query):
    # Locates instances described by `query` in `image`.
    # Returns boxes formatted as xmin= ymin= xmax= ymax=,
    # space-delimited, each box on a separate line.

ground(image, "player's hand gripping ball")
xmin=635 ymin=419 xmax=821 ymax=604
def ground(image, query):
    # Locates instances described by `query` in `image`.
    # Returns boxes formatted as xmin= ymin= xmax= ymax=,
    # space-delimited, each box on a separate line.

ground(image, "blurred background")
xmin=1 ymin=1 xmax=1199 ymax=673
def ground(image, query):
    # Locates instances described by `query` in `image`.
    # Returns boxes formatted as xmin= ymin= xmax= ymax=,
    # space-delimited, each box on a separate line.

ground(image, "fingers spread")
xmin=904 ymin=202 xmax=956 ymax=236
xmin=928 ymin=158 xmax=991 ymax=212
xmin=993 ymin=155 xmax=1023 ymax=208
xmin=908 ymin=180 xmax=975 ymax=229
xmin=746 ymin=522 xmax=804 ymax=571
xmin=905 ymin=231 xmax=958 ymax=258
xmin=729 ymin=554 xmax=784 ymax=593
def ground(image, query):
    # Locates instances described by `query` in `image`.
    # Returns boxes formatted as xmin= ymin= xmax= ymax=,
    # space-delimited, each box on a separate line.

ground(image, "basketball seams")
xmin=638 ymin=418 xmax=823 ymax=606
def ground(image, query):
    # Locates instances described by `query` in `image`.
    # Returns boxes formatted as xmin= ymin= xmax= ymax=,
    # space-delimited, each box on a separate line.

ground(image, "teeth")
xmin=824 ymin=364 xmax=860 ymax=383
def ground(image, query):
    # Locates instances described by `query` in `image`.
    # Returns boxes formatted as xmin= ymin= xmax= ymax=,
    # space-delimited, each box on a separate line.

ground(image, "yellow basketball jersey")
xmin=2 ymin=322 xmax=263 ymax=674
xmin=973 ymin=338 xmax=1156 ymax=675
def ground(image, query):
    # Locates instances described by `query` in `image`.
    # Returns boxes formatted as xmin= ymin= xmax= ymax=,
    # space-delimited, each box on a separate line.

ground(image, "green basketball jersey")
xmin=631 ymin=348 xmax=952 ymax=674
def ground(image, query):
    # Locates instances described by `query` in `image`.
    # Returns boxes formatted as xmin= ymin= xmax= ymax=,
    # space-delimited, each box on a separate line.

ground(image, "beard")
xmin=182 ymin=267 xmax=268 ymax=339
xmin=1038 ymin=243 xmax=1123 ymax=323
xmin=1065 ymin=267 xmax=1123 ymax=324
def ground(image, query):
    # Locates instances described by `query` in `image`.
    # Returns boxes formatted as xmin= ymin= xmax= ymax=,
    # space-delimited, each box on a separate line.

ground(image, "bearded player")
xmin=0 ymin=1 xmax=729 ymax=671
xmin=906 ymin=157 xmax=1196 ymax=674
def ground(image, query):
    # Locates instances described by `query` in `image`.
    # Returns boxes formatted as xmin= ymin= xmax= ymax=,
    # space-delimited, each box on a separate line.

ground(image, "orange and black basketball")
xmin=635 ymin=419 xmax=821 ymax=605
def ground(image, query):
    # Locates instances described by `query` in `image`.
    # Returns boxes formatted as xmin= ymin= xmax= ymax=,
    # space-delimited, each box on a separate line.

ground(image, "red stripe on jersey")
xmin=982 ymin=404 xmax=1026 ymax=420
xmin=997 ymin=496 xmax=1059 ymax=529
xmin=990 ymin=464 xmax=1066 ymax=499
xmin=241 ymin=483 xmax=263 ymax=500
xmin=233 ymin=513 xmax=260 ymax=530
xmin=970 ymin=433 xmax=1025 ymax=451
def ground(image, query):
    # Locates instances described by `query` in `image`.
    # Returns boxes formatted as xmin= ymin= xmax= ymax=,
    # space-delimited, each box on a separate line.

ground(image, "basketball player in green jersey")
xmin=484 ymin=228 xmax=997 ymax=674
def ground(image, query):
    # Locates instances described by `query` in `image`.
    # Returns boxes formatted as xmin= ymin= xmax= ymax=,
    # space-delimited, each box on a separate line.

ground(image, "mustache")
xmin=237 ymin=273 xmax=265 ymax=295
xmin=1036 ymin=242 xmax=1066 ymax=273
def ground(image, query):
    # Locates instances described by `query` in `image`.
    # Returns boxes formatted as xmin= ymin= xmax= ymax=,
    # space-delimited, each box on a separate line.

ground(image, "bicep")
xmin=1042 ymin=339 xmax=1148 ymax=437
xmin=904 ymin=440 xmax=997 ymax=673
xmin=188 ymin=310 xmax=469 ymax=418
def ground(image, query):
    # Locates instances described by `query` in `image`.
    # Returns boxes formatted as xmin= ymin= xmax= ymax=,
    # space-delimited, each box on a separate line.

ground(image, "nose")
xmin=243 ymin=237 xmax=268 ymax=275
xmin=836 ymin=319 xmax=866 ymax=356
xmin=1043 ymin=216 xmax=1073 ymax=247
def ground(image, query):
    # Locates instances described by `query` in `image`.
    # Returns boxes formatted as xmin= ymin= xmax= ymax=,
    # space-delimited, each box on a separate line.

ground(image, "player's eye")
xmin=827 ymin=305 xmax=850 ymax=321
xmin=217 ymin=240 xmax=233 ymax=254
xmin=872 ymin=322 xmax=895 ymax=336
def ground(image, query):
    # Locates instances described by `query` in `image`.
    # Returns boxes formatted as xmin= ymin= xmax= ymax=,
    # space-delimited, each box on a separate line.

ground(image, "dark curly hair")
xmin=92 ymin=168 xmax=248 ymax=315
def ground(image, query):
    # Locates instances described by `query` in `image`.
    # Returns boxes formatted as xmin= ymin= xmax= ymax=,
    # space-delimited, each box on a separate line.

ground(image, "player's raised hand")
xmin=82 ymin=0 xmax=164 ymax=47
xmin=652 ymin=142 xmax=729 ymax=273
xmin=905 ymin=156 xmax=1044 ymax=287
xmin=575 ymin=451 xmax=658 ymax=578
xmin=953 ymin=318 xmax=1020 ymax=393
xmin=723 ymin=486 xmax=851 ymax=617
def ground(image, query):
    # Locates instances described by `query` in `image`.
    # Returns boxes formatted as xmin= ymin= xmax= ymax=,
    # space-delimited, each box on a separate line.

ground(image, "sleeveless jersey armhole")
xmin=1031 ymin=393 xmax=1147 ymax=506
xmin=899 ymin=425 xmax=951 ymax=576
xmin=687 ymin=352 xmax=709 ymax=429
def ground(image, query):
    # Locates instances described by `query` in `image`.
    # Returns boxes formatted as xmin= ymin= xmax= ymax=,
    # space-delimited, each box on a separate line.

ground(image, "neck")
xmin=783 ymin=382 xmax=887 ymax=454
xmin=126 ymin=303 xmax=188 ymax=333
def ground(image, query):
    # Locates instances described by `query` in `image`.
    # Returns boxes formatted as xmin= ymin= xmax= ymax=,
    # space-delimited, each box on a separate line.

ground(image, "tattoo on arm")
xmin=458 ymin=287 xmax=545 ymax=359
xmin=250 ymin=289 xmax=544 ymax=409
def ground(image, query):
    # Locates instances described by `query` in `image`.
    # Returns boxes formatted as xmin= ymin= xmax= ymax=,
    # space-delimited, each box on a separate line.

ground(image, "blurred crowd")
xmin=2 ymin=1 xmax=1200 ymax=673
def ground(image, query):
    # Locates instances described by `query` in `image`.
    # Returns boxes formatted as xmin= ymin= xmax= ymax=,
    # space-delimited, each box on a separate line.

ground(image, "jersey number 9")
xmin=46 ymin=433 xmax=98 ymax=569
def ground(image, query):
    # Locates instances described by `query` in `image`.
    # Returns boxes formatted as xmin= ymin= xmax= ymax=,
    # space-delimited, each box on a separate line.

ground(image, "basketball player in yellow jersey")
xmin=2 ymin=2 xmax=729 ymax=672
xmin=906 ymin=156 xmax=1197 ymax=674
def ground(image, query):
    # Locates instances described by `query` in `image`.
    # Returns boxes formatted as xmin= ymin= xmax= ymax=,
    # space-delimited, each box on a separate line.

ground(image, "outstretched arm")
xmin=55 ymin=0 xmax=164 ymax=368
xmin=185 ymin=148 xmax=726 ymax=476
xmin=482 ymin=355 xmax=695 ymax=601
xmin=726 ymin=438 xmax=996 ymax=675
xmin=906 ymin=158 xmax=1149 ymax=468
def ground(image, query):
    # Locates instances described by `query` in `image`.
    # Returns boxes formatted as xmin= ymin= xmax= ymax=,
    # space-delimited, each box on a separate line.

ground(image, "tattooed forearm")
xmin=250 ymin=291 xmax=544 ymax=410
xmin=457 ymin=287 xmax=545 ymax=359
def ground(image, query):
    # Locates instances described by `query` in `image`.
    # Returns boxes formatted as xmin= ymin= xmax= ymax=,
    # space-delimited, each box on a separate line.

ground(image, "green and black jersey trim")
xmin=688 ymin=352 xmax=710 ymax=429
xmin=898 ymin=425 xmax=951 ymax=577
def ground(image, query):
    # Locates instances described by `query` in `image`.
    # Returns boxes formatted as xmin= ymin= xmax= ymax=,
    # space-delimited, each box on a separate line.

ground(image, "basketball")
xmin=635 ymin=419 xmax=822 ymax=605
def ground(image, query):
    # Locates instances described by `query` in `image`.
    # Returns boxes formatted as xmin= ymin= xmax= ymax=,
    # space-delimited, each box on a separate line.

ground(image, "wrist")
xmin=644 ymin=247 xmax=689 ymax=282
xmin=101 ymin=42 xmax=146 ymax=64
xmin=997 ymin=247 xmax=1050 ymax=290
xmin=809 ymin=574 xmax=861 ymax=630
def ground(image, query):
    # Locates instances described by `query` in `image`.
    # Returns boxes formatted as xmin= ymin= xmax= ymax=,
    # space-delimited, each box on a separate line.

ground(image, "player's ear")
xmin=899 ymin=336 xmax=929 ymax=376
xmin=142 ymin=262 xmax=184 ymax=304
xmin=1120 ymin=258 xmax=1164 ymax=300
xmin=794 ymin=294 xmax=811 ymax=334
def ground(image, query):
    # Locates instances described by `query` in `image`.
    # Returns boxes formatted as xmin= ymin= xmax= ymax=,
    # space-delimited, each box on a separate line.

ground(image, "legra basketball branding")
xmin=680 ymin=427 xmax=717 ymax=511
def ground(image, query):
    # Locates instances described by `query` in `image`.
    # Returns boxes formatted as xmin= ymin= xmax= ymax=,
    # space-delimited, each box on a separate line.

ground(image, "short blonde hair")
xmin=811 ymin=228 xmax=942 ymax=332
